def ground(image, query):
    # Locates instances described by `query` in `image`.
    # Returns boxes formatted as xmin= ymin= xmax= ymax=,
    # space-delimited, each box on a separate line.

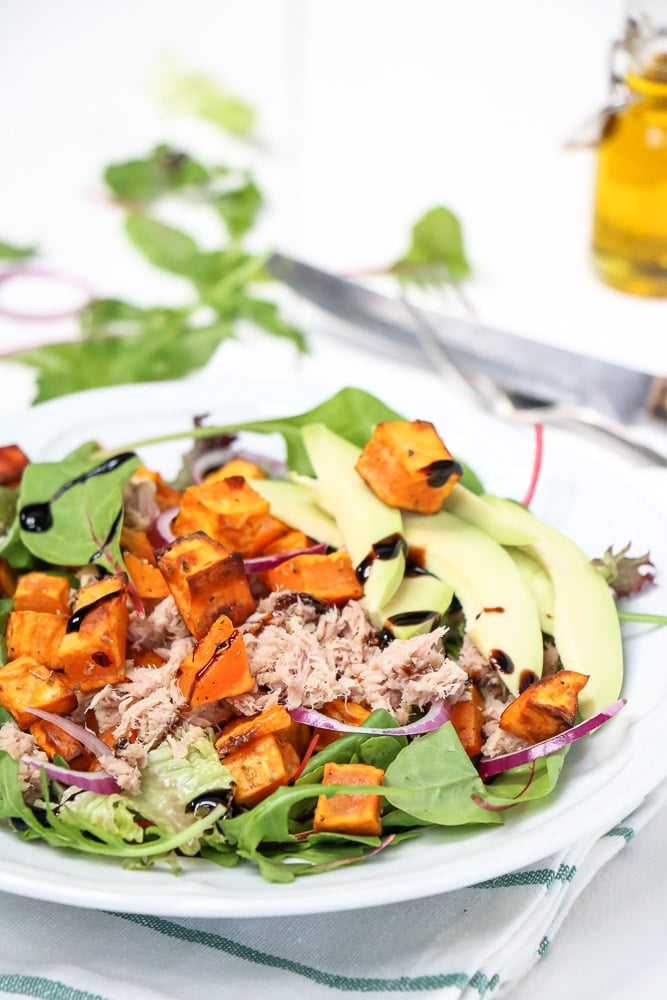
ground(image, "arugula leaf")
xmin=104 ymin=145 xmax=209 ymax=202
xmin=153 ymin=56 xmax=256 ymax=136
xmin=211 ymin=174 xmax=263 ymax=241
xmin=0 ymin=240 xmax=37 ymax=262
xmin=17 ymin=450 xmax=140 ymax=573
xmin=125 ymin=214 xmax=200 ymax=276
xmin=389 ymin=206 xmax=471 ymax=284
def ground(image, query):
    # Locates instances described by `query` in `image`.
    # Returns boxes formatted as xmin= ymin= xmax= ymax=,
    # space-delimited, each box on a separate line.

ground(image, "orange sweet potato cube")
xmin=57 ymin=575 xmax=129 ymax=692
xmin=120 ymin=526 xmax=158 ymax=565
xmin=499 ymin=670 xmax=589 ymax=743
xmin=215 ymin=704 xmax=294 ymax=756
xmin=0 ymin=444 xmax=30 ymax=486
xmin=177 ymin=614 xmax=254 ymax=706
xmin=224 ymin=733 xmax=301 ymax=807
xmin=29 ymin=718 xmax=93 ymax=768
xmin=13 ymin=572 xmax=71 ymax=616
xmin=355 ymin=420 xmax=462 ymax=514
xmin=172 ymin=475 xmax=271 ymax=555
xmin=156 ymin=532 xmax=256 ymax=637
xmin=314 ymin=762 xmax=384 ymax=836
xmin=261 ymin=529 xmax=313 ymax=557
xmin=0 ymin=655 xmax=77 ymax=730
xmin=0 ymin=557 xmax=17 ymax=599
xmin=315 ymin=699 xmax=372 ymax=749
xmin=451 ymin=685 xmax=485 ymax=758
xmin=261 ymin=551 xmax=363 ymax=605
xmin=5 ymin=610 xmax=67 ymax=667
xmin=203 ymin=459 xmax=266 ymax=483
xmin=123 ymin=552 xmax=170 ymax=599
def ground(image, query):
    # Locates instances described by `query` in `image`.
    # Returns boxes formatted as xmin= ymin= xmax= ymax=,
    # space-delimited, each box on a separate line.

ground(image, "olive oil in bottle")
xmin=592 ymin=3 xmax=667 ymax=296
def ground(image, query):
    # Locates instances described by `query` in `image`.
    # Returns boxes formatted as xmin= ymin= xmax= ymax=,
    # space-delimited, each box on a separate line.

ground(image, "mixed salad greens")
xmin=0 ymin=387 xmax=658 ymax=882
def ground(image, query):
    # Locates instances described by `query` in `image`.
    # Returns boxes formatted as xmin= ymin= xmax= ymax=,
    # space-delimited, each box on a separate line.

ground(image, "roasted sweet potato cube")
xmin=261 ymin=551 xmax=363 ymax=605
xmin=156 ymin=532 xmax=256 ymax=637
xmin=120 ymin=526 xmax=158 ymax=565
xmin=0 ymin=557 xmax=17 ymax=598
xmin=314 ymin=762 xmax=384 ymax=836
xmin=316 ymin=699 xmax=372 ymax=749
xmin=451 ymin=685 xmax=485 ymax=757
xmin=224 ymin=733 xmax=301 ymax=807
xmin=29 ymin=718 xmax=93 ymax=768
xmin=5 ymin=610 xmax=67 ymax=667
xmin=204 ymin=459 xmax=266 ymax=483
xmin=57 ymin=575 xmax=129 ymax=692
xmin=0 ymin=655 xmax=77 ymax=729
xmin=13 ymin=572 xmax=70 ymax=616
xmin=245 ymin=516 xmax=292 ymax=557
xmin=0 ymin=444 xmax=30 ymax=486
xmin=172 ymin=476 xmax=271 ymax=555
xmin=178 ymin=614 xmax=254 ymax=706
xmin=123 ymin=552 xmax=169 ymax=599
xmin=261 ymin=529 xmax=313 ymax=557
xmin=499 ymin=670 xmax=589 ymax=743
xmin=215 ymin=704 xmax=293 ymax=756
xmin=355 ymin=420 xmax=462 ymax=514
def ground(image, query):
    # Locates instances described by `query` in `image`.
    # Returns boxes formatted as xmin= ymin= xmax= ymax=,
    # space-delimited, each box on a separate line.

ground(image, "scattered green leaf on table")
xmin=388 ymin=205 xmax=472 ymax=284
xmin=0 ymin=240 xmax=37 ymax=262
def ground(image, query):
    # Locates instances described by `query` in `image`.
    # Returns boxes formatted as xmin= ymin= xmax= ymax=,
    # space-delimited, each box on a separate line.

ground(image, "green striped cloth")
xmin=0 ymin=782 xmax=665 ymax=1000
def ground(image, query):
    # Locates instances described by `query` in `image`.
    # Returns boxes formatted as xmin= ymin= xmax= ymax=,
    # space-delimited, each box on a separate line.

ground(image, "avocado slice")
xmin=443 ymin=484 xmax=535 ymax=545
xmin=404 ymin=509 xmax=544 ymax=698
xmin=301 ymin=423 xmax=406 ymax=614
xmin=251 ymin=478 xmax=343 ymax=549
xmin=507 ymin=548 xmax=556 ymax=635
xmin=484 ymin=495 xmax=623 ymax=719
xmin=375 ymin=571 xmax=455 ymax=638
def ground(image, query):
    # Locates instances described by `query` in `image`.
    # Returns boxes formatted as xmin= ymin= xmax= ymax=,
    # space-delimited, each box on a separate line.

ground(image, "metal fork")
xmin=399 ymin=292 xmax=667 ymax=468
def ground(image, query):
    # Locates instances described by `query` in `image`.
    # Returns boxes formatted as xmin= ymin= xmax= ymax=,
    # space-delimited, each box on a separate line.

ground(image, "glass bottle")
xmin=592 ymin=0 xmax=667 ymax=295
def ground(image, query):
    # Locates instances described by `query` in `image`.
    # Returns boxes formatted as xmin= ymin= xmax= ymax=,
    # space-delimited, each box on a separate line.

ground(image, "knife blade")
xmin=268 ymin=253 xmax=664 ymax=424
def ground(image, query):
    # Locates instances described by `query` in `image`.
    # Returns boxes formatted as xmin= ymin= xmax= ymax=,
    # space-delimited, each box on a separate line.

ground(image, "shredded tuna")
xmin=128 ymin=595 xmax=190 ymax=650
xmin=234 ymin=591 xmax=467 ymax=725
xmin=123 ymin=478 xmax=160 ymax=531
xmin=0 ymin=723 xmax=48 ymax=801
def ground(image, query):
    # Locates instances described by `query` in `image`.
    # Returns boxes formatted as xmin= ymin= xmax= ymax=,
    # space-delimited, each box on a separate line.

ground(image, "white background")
xmin=0 ymin=3 xmax=666 ymax=998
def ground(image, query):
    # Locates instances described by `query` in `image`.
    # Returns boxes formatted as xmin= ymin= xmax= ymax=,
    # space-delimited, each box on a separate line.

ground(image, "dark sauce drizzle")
xmin=489 ymin=649 xmax=514 ymax=674
xmin=66 ymin=590 xmax=122 ymax=634
xmin=88 ymin=507 xmax=123 ymax=563
xmin=421 ymin=458 xmax=464 ymax=488
xmin=519 ymin=670 xmax=539 ymax=693
xmin=196 ymin=631 xmax=240 ymax=682
xmin=19 ymin=452 xmax=137 ymax=534
xmin=356 ymin=532 xmax=407 ymax=584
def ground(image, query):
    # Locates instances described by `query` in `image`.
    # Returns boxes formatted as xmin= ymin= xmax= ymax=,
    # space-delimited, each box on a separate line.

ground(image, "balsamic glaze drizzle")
xmin=421 ymin=458 xmax=464 ymax=488
xmin=19 ymin=452 xmax=137 ymax=534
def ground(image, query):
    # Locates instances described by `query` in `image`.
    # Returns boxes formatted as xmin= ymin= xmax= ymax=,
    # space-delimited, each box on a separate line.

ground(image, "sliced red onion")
xmin=288 ymin=699 xmax=451 ymax=737
xmin=22 ymin=756 xmax=121 ymax=794
xmin=25 ymin=707 xmax=111 ymax=759
xmin=478 ymin=698 xmax=627 ymax=780
xmin=148 ymin=505 xmax=179 ymax=548
xmin=0 ymin=268 xmax=92 ymax=321
xmin=243 ymin=542 xmax=327 ymax=574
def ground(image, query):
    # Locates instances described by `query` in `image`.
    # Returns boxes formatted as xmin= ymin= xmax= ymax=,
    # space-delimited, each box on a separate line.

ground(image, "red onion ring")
xmin=478 ymin=698 xmax=626 ymax=780
xmin=243 ymin=542 xmax=327 ymax=574
xmin=0 ymin=268 xmax=92 ymax=321
xmin=26 ymin=707 xmax=111 ymax=759
xmin=22 ymin=756 xmax=121 ymax=794
xmin=288 ymin=699 xmax=451 ymax=737
xmin=148 ymin=505 xmax=179 ymax=548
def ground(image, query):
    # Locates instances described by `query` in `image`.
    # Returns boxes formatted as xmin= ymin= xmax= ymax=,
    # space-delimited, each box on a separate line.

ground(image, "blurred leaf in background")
xmin=152 ymin=54 xmax=257 ymax=136
xmin=0 ymin=240 xmax=37 ymax=262
xmin=388 ymin=206 xmax=472 ymax=285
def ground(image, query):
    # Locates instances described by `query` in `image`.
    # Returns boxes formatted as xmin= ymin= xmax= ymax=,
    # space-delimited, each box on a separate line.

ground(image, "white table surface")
xmin=1 ymin=2 xmax=666 ymax=997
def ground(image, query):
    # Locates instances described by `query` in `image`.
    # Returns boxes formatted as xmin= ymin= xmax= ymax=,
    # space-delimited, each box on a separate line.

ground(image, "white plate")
xmin=0 ymin=375 xmax=666 ymax=918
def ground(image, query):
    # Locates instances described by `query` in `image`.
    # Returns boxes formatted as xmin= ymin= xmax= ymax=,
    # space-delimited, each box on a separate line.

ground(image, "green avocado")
xmin=403 ymin=509 xmax=544 ymax=698
xmin=251 ymin=477 xmax=343 ymax=549
xmin=507 ymin=548 xmax=556 ymax=636
xmin=301 ymin=423 xmax=405 ymax=614
xmin=443 ymin=484 xmax=535 ymax=545
xmin=483 ymin=495 xmax=623 ymax=719
xmin=375 ymin=572 xmax=455 ymax=638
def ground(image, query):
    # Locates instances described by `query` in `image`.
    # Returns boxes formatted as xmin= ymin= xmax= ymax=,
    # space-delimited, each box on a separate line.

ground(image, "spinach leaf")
xmin=0 ymin=240 xmax=37 ymax=262
xmin=17 ymin=451 xmax=140 ymax=573
xmin=383 ymin=723 xmax=501 ymax=826
xmin=389 ymin=206 xmax=472 ymax=285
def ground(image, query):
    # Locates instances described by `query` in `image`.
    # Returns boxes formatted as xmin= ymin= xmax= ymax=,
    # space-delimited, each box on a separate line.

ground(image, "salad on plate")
xmin=0 ymin=386 xmax=653 ymax=882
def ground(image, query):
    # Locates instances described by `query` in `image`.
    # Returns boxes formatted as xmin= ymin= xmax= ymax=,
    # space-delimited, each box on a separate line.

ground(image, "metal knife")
xmin=267 ymin=252 xmax=666 ymax=426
